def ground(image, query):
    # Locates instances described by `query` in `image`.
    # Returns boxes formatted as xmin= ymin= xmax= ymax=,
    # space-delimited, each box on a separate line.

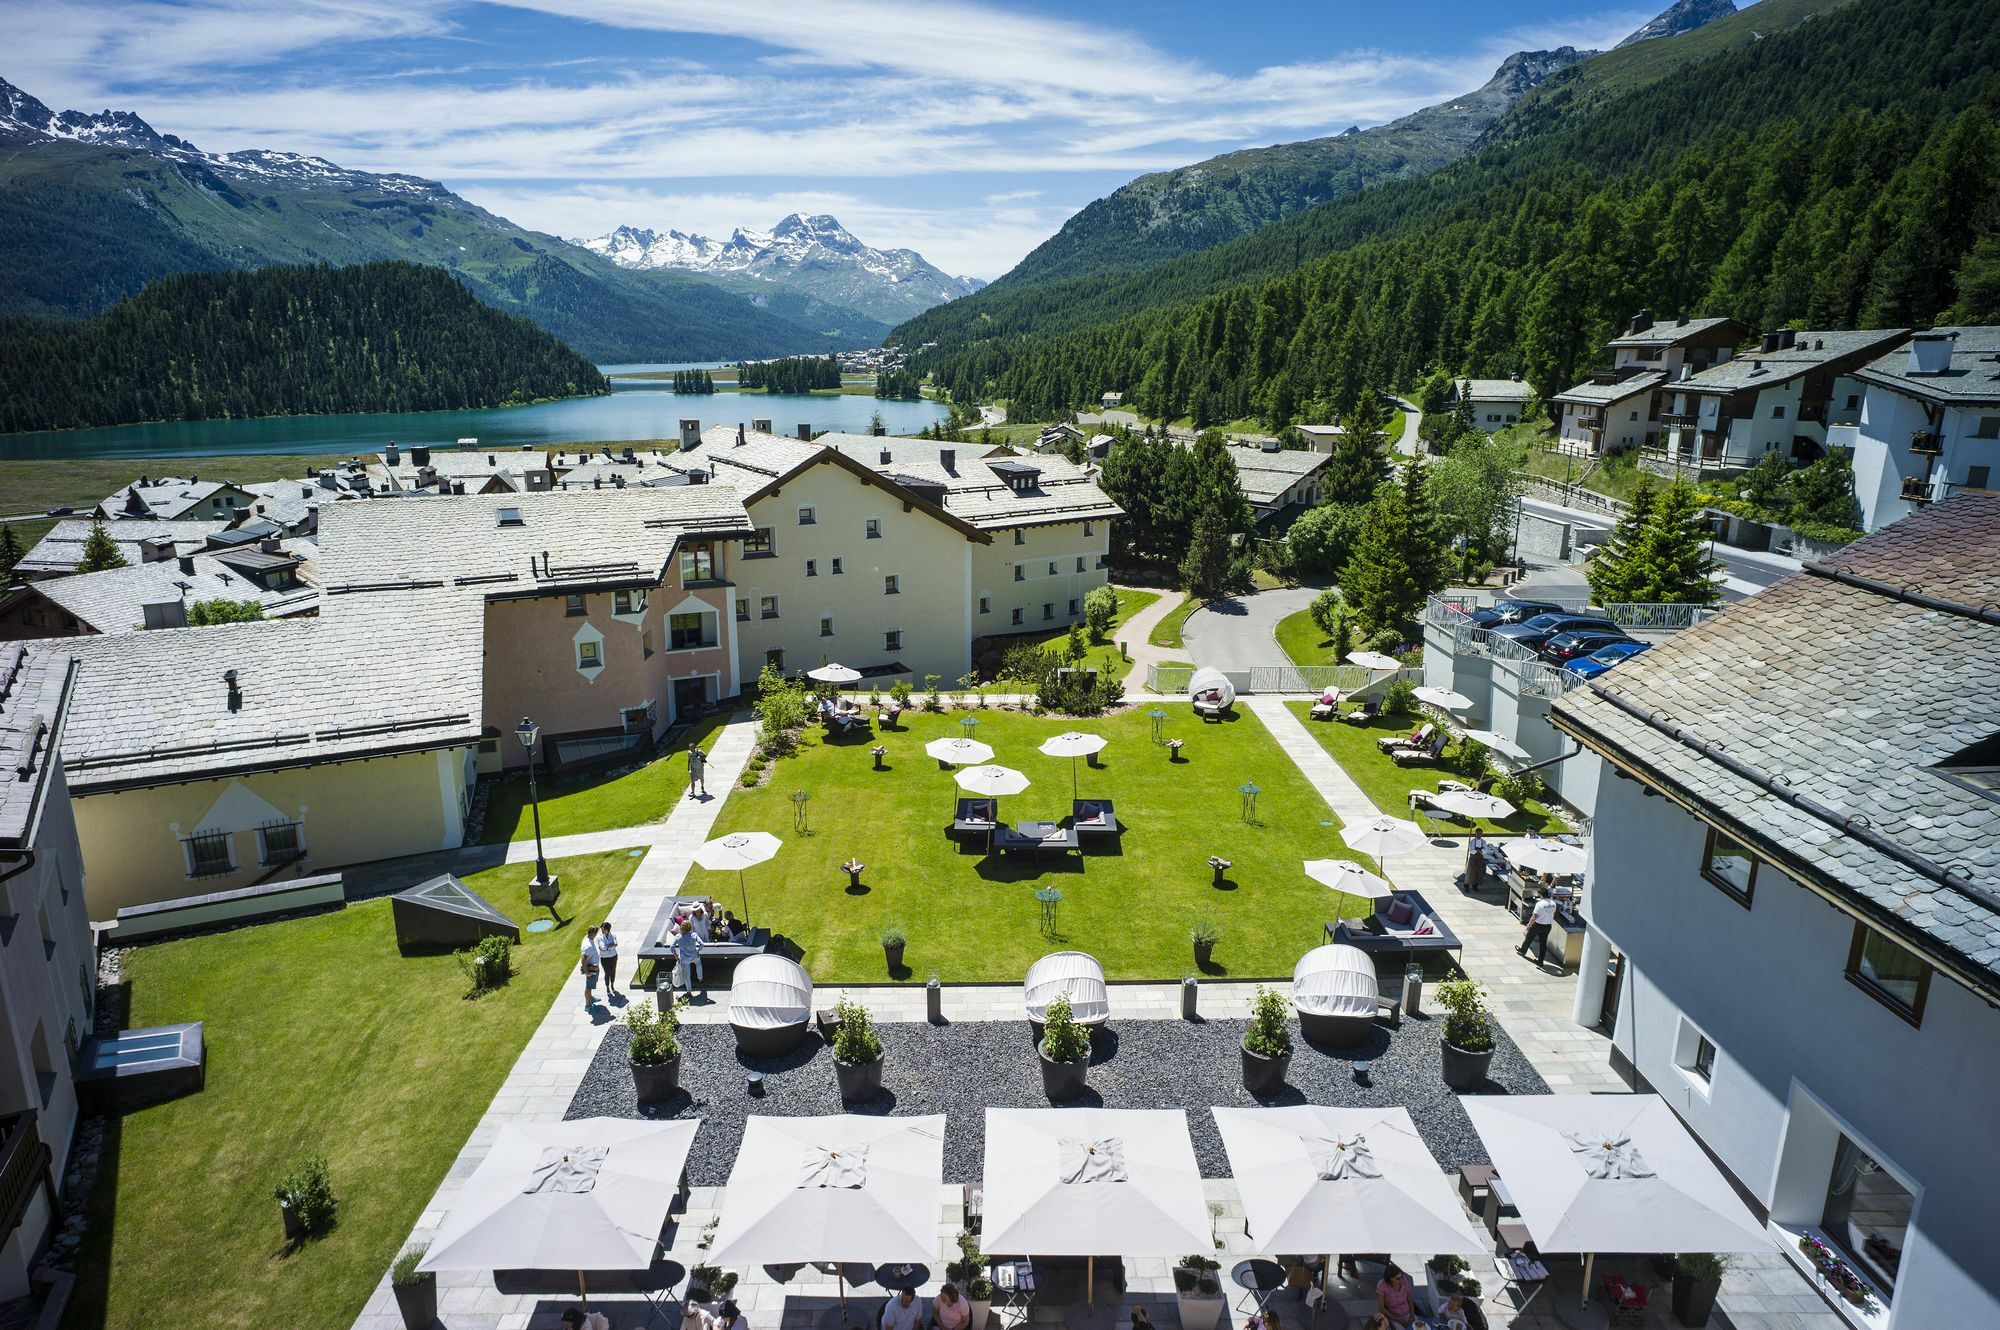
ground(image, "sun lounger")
xmin=1325 ymin=889 xmax=1462 ymax=958
xmin=1390 ymin=733 xmax=1447 ymax=766
xmin=879 ymin=700 xmax=904 ymax=728
xmin=993 ymin=822 xmax=1080 ymax=858
xmin=952 ymin=798 xmax=998 ymax=840
xmin=1069 ymin=799 xmax=1119 ymax=837
xmin=1376 ymin=722 xmax=1434 ymax=753
xmin=1308 ymin=691 xmax=1341 ymax=720
xmin=1336 ymin=699 xmax=1380 ymax=725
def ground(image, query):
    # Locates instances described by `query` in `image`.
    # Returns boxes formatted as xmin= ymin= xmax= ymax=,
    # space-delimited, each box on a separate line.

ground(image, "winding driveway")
xmin=1182 ymin=585 xmax=1319 ymax=672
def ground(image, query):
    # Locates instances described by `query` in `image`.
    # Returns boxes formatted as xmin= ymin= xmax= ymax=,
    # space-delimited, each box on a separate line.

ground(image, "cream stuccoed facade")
xmin=981 ymin=518 xmax=1110 ymax=637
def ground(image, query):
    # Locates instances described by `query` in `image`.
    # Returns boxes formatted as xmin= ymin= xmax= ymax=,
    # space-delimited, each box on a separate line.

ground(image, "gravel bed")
xmin=567 ymin=1011 xmax=1545 ymax=1184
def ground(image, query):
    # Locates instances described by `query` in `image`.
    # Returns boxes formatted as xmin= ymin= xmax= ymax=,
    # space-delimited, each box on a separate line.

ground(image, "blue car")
xmin=1563 ymin=640 xmax=1651 ymax=680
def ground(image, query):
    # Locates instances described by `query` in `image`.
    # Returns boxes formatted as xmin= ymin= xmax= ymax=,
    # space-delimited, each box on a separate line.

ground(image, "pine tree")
xmin=1322 ymin=395 xmax=1392 ymax=507
xmin=1784 ymin=451 xmax=1861 ymax=529
xmin=1341 ymin=489 xmax=1421 ymax=642
xmin=1623 ymin=481 xmax=1721 ymax=605
xmin=1178 ymin=508 xmax=1236 ymax=600
xmin=1586 ymin=479 xmax=1656 ymax=605
xmin=1396 ymin=457 xmax=1447 ymax=607
xmin=0 ymin=525 xmax=21 ymax=578
xmin=77 ymin=523 xmax=128 ymax=573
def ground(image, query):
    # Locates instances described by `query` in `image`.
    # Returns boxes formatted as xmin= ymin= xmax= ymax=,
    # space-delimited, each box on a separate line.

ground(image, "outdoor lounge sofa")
xmin=1188 ymin=666 xmax=1236 ymax=720
xmin=993 ymin=822 xmax=1081 ymax=858
xmin=1023 ymin=951 xmax=1110 ymax=1030
xmin=952 ymin=798 xmax=1000 ymax=841
xmin=728 ymin=954 xmax=814 ymax=1057
xmin=1326 ymin=889 xmax=1462 ymax=958
xmin=637 ymin=895 xmax=772 ymax=971
xmin=1292 ymin=944 xmax=1384 ymax=1048
xmin=1069 ymin=799 xmax=1119 ymax=838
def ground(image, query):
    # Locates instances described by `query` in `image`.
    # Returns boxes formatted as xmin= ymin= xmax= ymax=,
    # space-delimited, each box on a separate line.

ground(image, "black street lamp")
xmin=516 ymin=716 xmax=559 ymax=906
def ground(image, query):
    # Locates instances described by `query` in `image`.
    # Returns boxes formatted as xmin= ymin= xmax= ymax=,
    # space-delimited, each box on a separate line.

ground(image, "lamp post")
xmin=516 ymin=716 xmax=559 ymax=907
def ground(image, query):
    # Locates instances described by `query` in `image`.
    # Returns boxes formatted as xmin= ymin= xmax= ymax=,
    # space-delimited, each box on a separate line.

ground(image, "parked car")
xmin=1489 ymin=612 xmax=1617 ymax=650
xmin=1540 ymin=629 xmax=1636 ymax=664
xmin=1467 ymin=598 xmax=1565 ymax=628
xmin=45 ymin=506 xmax=73 ymax=516
xmin=1563 ymin=640 xmax=1652 ymax=680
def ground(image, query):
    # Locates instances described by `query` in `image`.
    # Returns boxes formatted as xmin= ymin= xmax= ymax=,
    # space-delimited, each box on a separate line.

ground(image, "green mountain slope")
xmin=0 ymin=261 xmax=609 ymax=433
xmin=908 ymin=0 xmax=1998 ymax=425
xmin=0 ymin=80 xmax=856 ymax=362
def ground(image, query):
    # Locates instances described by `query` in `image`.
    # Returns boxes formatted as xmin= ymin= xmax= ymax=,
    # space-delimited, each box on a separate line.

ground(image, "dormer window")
xmin=497 ymin=506 xmax=524 ymax=526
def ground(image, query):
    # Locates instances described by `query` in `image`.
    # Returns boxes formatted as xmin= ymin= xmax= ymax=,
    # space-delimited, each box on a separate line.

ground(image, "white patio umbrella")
xmin=982 ymin=1108 xmax=1208 ymax=1310
xmin=709 ymin=1114 xmax=945 ymax=1317
xmin=1340 ymin=815 xmax=1428 ymax=881
xmin=1464 ymin=1095 xmax=1771 ymax=1317
xmin=924 ymin=736 xmax=995 ymax=766
xmin=1413 ymin=686 xmax=1475 ymax=712
xmin=1303 ymin=858 xmax=1392 ymax=899
xmin=695 ymin=830 xmax=782 ymax=920
xmin=1039 ymin=731 xmax=1107 ymax=798
xmin=420 ymin=1118 xmax=700 ymax=1306
xmin=1213 ymin=1105 xmax=1485 ymax=1319
xmin=1432 ymin=790 xmax=1517 ymax=822
xmin=1506 ymin=838 xmax=1589 ymax=877
xmin=807 ymin=663 xmax=864 ymax=685
xmin=955 ymin=764 xmax=1029 ymax=821
xmin=1462 ymin=729 xmax=1531 ymax=762
xmin=1345 ymin=650 xmax=1402 ymax=672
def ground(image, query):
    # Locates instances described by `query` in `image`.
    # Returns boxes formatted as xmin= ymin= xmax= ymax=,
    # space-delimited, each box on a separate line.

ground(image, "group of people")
xmin=661 ymin=901 xmax=747 ymax=997
xmin=820 ymin=695 xmax=868 ymax=733
xmin=1364 ymin=1262 xmax=1485 ymax=1329
xmin=577 ymin=921 xmax=621 ymax=1008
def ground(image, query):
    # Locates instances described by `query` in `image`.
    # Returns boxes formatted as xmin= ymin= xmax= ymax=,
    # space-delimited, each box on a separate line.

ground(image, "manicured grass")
xmin=1148 ymin=597 xmax=1203 ymax=649
xmin=481 ymin=714 xmax=729 ymax=843
xmin=969 ymin=587 xmax=1161 ymax=688
xmin=1274 ymin=606 xmax=1335 ymax=667
xmin=1283 ymin=702 xmax=1568 ymax=835
xmin=64 ymin=851 xmax=641 ymax=1330
xmin=695 ymin=707 xmax=1370 ymax=982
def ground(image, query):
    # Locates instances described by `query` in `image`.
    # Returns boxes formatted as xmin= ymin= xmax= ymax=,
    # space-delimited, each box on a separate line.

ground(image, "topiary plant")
xmin=832 ymin=998 xmax=884 ymax=1064
xmin=1040 ymin=993 xmax=1091 ymax=1063
xmin=948 ymin=1229 xmax=995 ymax=1299
xmin=625 ymin=997 xmax=683 ymax=1065
xmin=1173 ymin=1254 xmax=1222 ymax=1294
xmin=1243 ymin=986 xmax=1292 ymax=1057
xmin=274 ymin=1154 xmax=337 ymax=1235
xmin=1436 ymin=978 xmax=1495 ymax=1053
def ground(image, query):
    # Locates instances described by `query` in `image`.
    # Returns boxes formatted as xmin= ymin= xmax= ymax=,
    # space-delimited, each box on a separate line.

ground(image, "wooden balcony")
xmin=1900 ymin=475 xmax=1934 ymax=504
xmin=0 ymin=1111 xmax=52 ymax=1241
xmin=1659 ymin=412 xmax=1701 ymax=428
xmin=1909 ymin=430 xmax=1943 ymax=456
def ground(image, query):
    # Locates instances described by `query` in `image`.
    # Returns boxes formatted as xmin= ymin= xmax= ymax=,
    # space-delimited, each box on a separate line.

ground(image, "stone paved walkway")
xmin=1110 ymin=585 xmax=1187 ymax=691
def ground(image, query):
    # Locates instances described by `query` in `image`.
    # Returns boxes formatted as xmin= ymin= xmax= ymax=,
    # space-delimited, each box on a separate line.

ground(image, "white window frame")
xmin=255 ymin=820 xmax=307 ymax=867
xmin=805 ymin=559 xmax=818 ymax=577
xmin=820 ymin=614 xmax=836 ymax=638
xmin=979 ymin=594 xmax=991 ymax=614
xmin=831 ymin=557 xmax=844 ymax=575
xmin=798 ymin=505 xmax=817 ymax=525
xmin=1672 ymin=1015 xmax=1718 ymax=1099
xmin=182 ymin=829 xmax=237 ymax=878
xmin=760 ymin=596 xmax=779 ymax=620
xmin=1011 ymin=607 xmax=1024 ymax=625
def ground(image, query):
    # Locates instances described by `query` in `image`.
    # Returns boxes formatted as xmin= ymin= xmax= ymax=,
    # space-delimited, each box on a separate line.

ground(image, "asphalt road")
xmin=1182 ymin=585 xmax=1319 ymax=671
xmin=1517 ymin=495 xmax=1798 ymax=600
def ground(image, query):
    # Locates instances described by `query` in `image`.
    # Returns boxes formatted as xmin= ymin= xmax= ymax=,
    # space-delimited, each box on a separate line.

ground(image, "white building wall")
xmin=1585 ymin=773 xmax=2000 ymax=1329
xmin=1854 ymin=390 xmax=2000 ymax=531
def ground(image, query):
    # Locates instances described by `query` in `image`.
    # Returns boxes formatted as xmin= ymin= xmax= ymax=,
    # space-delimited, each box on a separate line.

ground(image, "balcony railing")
xmin=1909 ymin=430 xmax=1943 ymax=456
xmin=1900 ymin=475 xmax=1935 ymax=504
xmin=1659 ymin=412 xmax=1700 ymax=428
xmin=0 ymin=1111 xmax=52 ymax=1241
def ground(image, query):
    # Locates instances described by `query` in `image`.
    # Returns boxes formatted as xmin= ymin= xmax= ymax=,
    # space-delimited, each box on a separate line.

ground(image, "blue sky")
xmin=13 ymin=0 xmax=1701 ymax=277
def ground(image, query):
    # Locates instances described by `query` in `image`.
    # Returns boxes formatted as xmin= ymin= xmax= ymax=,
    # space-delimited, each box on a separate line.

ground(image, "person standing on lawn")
xmin=1518 ymin=888 xmax=1558 ymax=967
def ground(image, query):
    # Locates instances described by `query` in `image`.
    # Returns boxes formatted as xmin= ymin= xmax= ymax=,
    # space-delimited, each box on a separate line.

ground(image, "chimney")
xmin=872 ymin=423 xmax=886 ymax=437
xmin=1629 ymin=308 xmax=1652 ymax=335
xmin=796 ymin=423 xmax=812 ymax=441
xmin=622 ymin=446 xmax=636 ymax=463
xmin=177 ymin=553 xmax=196 ymax=575
xmin=452 ymin=480 xmax=466 ymax=495
xmin=487 ymin=453 xmax=496 ymax=465
xmin=1778 ymin=328 xmax=1797 ymax=350
xmin=138 ymin=536 xmax=172 ymax=564
xmin=880 ymin=448 xmax=893 ymax=465
xmin=385 ymin=443 xmax=400 ymax=465
xmin=678 ymin=418 xmax=702 ymax=450
xmin=941 ymin=448 xmax=956 ymax=472
xmin=259 ymin=537 xmax=281 ymax=554
xmin=223 ymin=668 xmax=242 ymax=712
xmin=736 ymin=423 xmax=747 ymax=448
xmin=1909 ymin=330 xmax=1958 ymax=375
xmin=1759 ymin=332 xmax=1781 ymax=353
xmin=141 ymin=598 xmax=187 ymax=631
xmin=411 ymin=444 xmax=431 ymax=467
xmin=753 ymin=418 xmax=773 ymax=434
xmin=1676 ymin=312 xmax=1689 ymax=326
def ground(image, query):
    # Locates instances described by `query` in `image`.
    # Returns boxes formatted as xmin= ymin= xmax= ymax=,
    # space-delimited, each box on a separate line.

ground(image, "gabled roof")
xmin=1455 ymin=378 xmax=1538 ymax=403
xmin=1225 ymin=443 xmax=1334 ymax=507
xmin=1552 ymin=370 xmax=1667 ymax=408
xmin=23 ymin=542 xmax=317 ymax=633
xmin=1851 ymin=326 xmax=2000 ymax=408
xmin=1673 ymin=329 xmax=1909 ymax=396
xmin=17 ymin=519 xmax=226 ymax=578
xmin=1553 ymin=494 xmax=2000 ymax=997
xmin=95 ymin=477 xmax=253 ymax=521
xmin=0 ymin=644 xmax=76 ymax=851
xmin=1605 ymin=316 xmax=1746 ymax=349
xmin=676 ymin=426 xmax=990 ymax=540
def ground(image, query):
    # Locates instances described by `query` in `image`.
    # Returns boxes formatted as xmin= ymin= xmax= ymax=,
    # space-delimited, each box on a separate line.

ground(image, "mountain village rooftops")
xmin=1454 ymin=377 xmax=1539 ymax=403
xmin=1223 ymin=443 xmax=1334 ymax=508
xmin=814 ymin=432 xmax=1007 ymax=469
xmin=237 ymin=479 xmax=318 ymax=531
xmin=1605 ymin=314 xmax=1744 ymax=348
xmin=1552 ymin=369 xmax=1668 ymax=406
xmin=1552 ymin=494 xmax=2000 ymax=996
xmin=1672 ymin=327 xmax=1909 ymax=395
xmin=1851 ymin=325 xmax=2000 ymax=407
xmin=0 ymin=644 xmax=75 ymax=850
xmin=22 ymin=543 xmax=318 ymax=634
xmin=17 ymin=519 xmax=230 ymax=578
xmin=313 ymin=484 xmax=754 ymax=596
xmin=94 ymin=477 xmax=250 ymax=521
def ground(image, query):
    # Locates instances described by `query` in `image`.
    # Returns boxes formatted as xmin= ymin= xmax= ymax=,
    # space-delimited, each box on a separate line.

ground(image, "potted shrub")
xmin=1436 ymin=978 xmax=1495 ymax=1091
xmin=1241 ymin=986 xmax=1293 ymax=1094
xmin=1191 ymin=917 xmax=1219 ymax=967
xmin=1038 ymin=993 xmax=1091 ymax=1101
xmin=831 ymin=998 xmax=886 ymax=1102
xmin=626 ymin=996 xmax=684 ymax=1103
xmin=948 ymin=1230 xmax=995 ymax=1330
xmin=390 ymin=1244 xmax=436 ymax=1329
xmin=881 ymin=924 xmax=907 ymax=972
xmin=687 ymin=1263 xmax=738 ymax=1304
xmin=273 ymin=1154 xmax=336 ymax=1242
xmin=1671 ymin=1252 xmax=1731 ymax=1327
xmin=1173 ymin=1255 xmax=1225 ymax=1330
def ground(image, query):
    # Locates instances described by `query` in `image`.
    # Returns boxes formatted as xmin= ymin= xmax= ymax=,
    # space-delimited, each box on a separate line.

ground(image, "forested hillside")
xmin=900 ymin=0 xmax=1999 ymax=425
xmin=0 ymin=262 xmax=609 ymax=433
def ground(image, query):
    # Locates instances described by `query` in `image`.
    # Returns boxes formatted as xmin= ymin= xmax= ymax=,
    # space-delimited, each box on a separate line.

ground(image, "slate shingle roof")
xmin=1552 ymin=370 xmax=1667 ymax=407
xmin=0 ymin=645 xmax=74 ymax=849
xmin=1674 ymin=329 xmax=1908 ymax=396
xmin=1851 ymin=325 xmax=2000 ymax=407
xmin=17 ymin=519 xmax=226 ymax=578
xmin=1226 ymin=444 xmax=1333 ymax=508
xmin=1456 ymin=378 xmax=1539 ymax=403
xmin=1604 ymin=316 xmax=1743 ymax=349
xmin=1553 ymin=494 xmax=2000 ymax=993
xmin=28 ymin=544 xmax=318 ymax=632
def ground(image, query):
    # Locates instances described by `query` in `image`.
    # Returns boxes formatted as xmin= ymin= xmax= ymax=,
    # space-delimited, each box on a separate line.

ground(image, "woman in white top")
xmin=715 ymin=1299 xmax=748 ymax=1330
xmin=596 ymin=923 xmax=621 ymax=998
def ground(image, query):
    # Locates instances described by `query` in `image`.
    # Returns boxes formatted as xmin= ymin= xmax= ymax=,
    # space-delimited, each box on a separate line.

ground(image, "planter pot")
xmin=1671 ymin=1273 xmax=1721 ymax=1328
xmin=1176 ymin=1294 xmax=1224 ymax=1330
xmin=1440 ymin=1039 xmax=1495 ymax=1092
xmin=280 ymin=1199 xmax=304 ymax=1243
xmin=1039 ymin=1050 xmax=1089 ymax=1101
xmin=630 ymin=1052 xmax=682 ymax=1104
xmin=884 ymin=941 xmax=906 ymax=970
xmin=968 ymin=1298 xmax=991 ymax=1330
xmin=834 ymin=1053 xmax=885 ymax=1103
xmin=393 ymin=1275 xmax=438 ymax=1330
xmin=1241 ymin=1044 xmax=1291 ymax=1096
xmin=1193 ymin=940 xmax=1215 ymax=967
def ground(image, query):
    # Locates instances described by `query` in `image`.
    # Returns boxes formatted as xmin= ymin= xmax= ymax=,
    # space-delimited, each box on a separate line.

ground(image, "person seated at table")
xmin=1375 ymin=1263 xmax=1418 ymax=1330
xmin=718 ymin=909 xmax=744 ymax=942
xmin=689 ymin=902 xmax=713 ymax=942
xmin=931 ymin=1284 xmax=969 ymax=1330
xmin=1435 ymin=1293 xmax=1484 ymax=1330
xmin=1128 ymin=1311 xmax=1153 ymax=1330
xmin=682 ymin=1305 xmax=716 ymax=1330
xmin=881 ymin=1288 xmax=924 ymax=1330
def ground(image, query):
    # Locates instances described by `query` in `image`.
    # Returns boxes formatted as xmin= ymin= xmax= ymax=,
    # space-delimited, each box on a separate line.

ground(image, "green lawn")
xmin=65 ymin=851 xmax=640 ymax=1330
xmin=696 ymin=707 xmax=1370 ymax=982
xmin=1148 ymin=597 xmax=1203 ymax=649
xmin=1274 ymin=607 xmax=1335 ymax=667
xmin=1282 ymin=702 xmax=1568 ymax=835
xmin=481 ymin=714 xmax=729 ymax=843
xmin=970 ymin=587 xmax=1161 ymax=688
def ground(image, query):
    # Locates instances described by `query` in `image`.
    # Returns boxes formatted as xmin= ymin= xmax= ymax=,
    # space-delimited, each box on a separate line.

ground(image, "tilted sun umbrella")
xmin=924 ymin=736 xmax=995 ymax=766
xmin=709 ymin=1114 xmax=945 ymax=1318
xmin=1506 ymin=838 xmax=1588 ymax=877
xmin=420 ymin=1118 xmax=700 ymax=1306
xmin=955 ymin=764 xmax=1029 ymax=822
xmin=1345 ymin=650 xmax=1402 ymax=672
xmin=1463 ymin=1095 xmax=1771 ymax=1315
xmin=1340 ymin=815 xmax=1428 ymax=882
xmin=1039 ymin=731 xmax=1107 ymax=799
xmin=694 ymin=830 xmax=782 ymax=920
xmin=807 ymin=663 xmax=863 ymax=685
xmin=1213 ymin=1105 xmax=1485 ymax=1307
xmin=1413 ymin=685 xmax=1475 ymax=712
xmin=1431 ymin=789 xmax=1516 ymax=822
xmin=1303 ymin=858 xmax=1391 ymax=900
xmin=1461 ymin=729 xmax=1531 ymax=762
